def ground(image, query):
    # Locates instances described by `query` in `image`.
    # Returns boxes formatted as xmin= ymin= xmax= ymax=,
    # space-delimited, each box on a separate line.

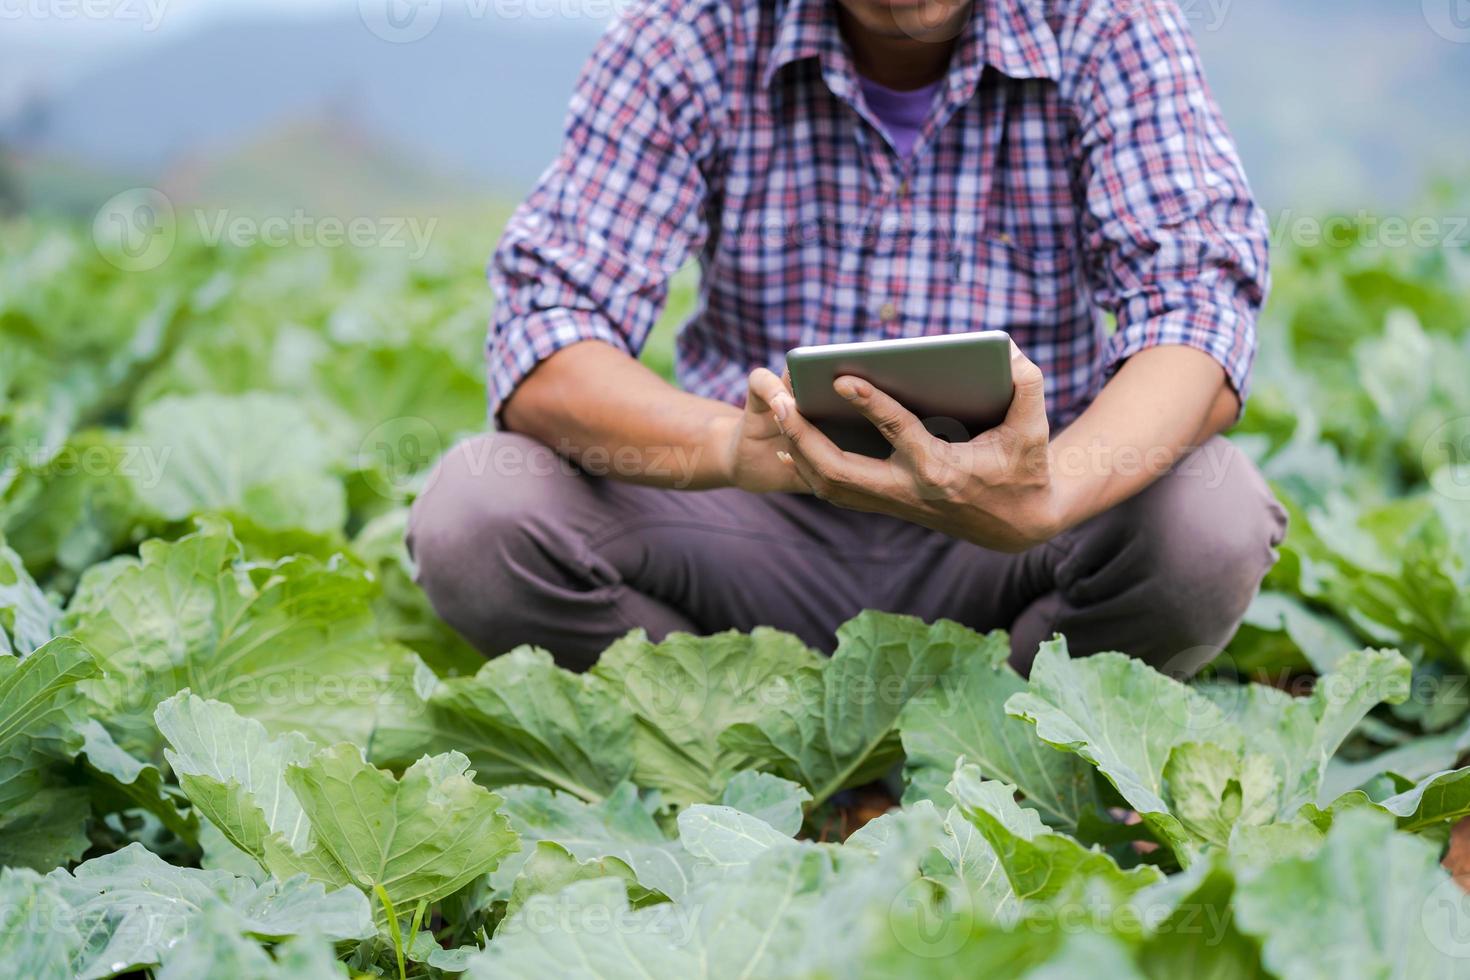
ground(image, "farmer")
xmin=409 ymin=0 xmax=1287 ymax=674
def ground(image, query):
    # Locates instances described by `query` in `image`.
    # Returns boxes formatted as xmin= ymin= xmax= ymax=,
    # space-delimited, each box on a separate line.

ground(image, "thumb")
xmin=1003 ymin=342 xmax=1049 ymax=441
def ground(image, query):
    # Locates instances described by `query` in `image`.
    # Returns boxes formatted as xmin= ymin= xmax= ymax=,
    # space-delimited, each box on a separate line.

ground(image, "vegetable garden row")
xmin=0 ymin=208 xmax=1467 ymax=977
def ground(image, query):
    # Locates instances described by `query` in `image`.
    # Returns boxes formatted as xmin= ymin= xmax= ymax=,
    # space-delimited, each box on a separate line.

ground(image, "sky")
xmin=2 ymin=0 xmax=602 ymax=48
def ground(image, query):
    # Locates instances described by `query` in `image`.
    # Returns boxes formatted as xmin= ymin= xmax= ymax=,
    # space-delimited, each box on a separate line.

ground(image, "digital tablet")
xmin=786 ymin=330 xmax=1014 ymax=458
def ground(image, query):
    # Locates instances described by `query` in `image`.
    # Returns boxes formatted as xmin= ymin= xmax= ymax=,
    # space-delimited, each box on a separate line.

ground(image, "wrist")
xmin=700 ymin=412 xmax=741 ymax=489
xmin=1037 ymin=464 xmax=1090 ymax=538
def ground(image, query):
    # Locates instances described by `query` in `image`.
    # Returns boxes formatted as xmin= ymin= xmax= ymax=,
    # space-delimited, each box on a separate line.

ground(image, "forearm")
xmin=501 ymin=340 xmax=739 ymax=490
xmin=1048 ymin=345 xmax=1239 ymax=531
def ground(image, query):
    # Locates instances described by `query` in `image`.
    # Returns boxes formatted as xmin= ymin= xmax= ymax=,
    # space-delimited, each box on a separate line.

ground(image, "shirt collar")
xmin=761 ymin=0 xmax=1061 ymax=92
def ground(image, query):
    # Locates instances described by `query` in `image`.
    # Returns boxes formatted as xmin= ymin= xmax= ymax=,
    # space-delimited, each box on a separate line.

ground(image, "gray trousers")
xmin=407 ymin=432 xmax=1287 ymax=675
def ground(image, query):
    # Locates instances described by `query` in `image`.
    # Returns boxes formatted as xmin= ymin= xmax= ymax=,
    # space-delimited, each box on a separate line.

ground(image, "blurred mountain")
xmin=0 ymin=12 xmax=601 ymax=212
xmin=158 ymin=114 xmax=476 ymax=214
xmin=0 ymin=2 xmax=1466 ymax=215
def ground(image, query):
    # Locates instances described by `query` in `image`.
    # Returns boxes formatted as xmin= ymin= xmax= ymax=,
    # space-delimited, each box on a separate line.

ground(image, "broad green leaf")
xmin=268 ymin=934 xmax=350 ymax=978
xmin=199 ymin=821 xmax=269 ymax=882
xmin=492 ymin=783 xmax=692 ymax=901
xmin=47 ymin=843 xmax=372 ymax=980
xmin=0 ymin=430 xmax=146 ymax=587
xmin=720 ymin=612 xmax=971 ymax=807
xmin=592 ymin=627 xmax=823 ymax=807
xmin=1163 ymin=743 xmax=1279 ymax=848
xmin=271 ymin=746 xmax=519 ymax=914
xmin=1308 ymin=766 xmax=1470 ymax=837
xmin=949 ymin=765 xmax=1163 ymax=904
xmin=897 ymin=628 xmax=1100 ymax=830
xmin=316 ymin=342 xmax=486 ymax=513
xmin=1377 ymin=766 xmax=1470 ymax=831
xmin=1205 ymin=647 xmax=1412 ymax=814
xmin=155 ymin=692 xmax=316 ymax=857
xmin=77 ymin=718 xmax=196 ymax=839
xmin=0 ymin=541 xmax=58 ymax=655
xmin=0 ymin=634 xmax=96 ymax=753
xmin=1226 ymin=820 xmax=1326 ymax=866
xmin=1319 ymin=708 xmax=1469 ymax=804
xmin=719 ymin=770 xmax=811 ymax=836
xmin=0 ymin=868 xmax=78 ymax=980
xmin=129 ymin=392 xmax=347 ymax=533
xmin=0 ymin=766 xmax=90 ymax=873
xmin=159 ymin=694 xmax=520 ymax=919
xmin=154 ymin=903 xmax=276 ymax=980
xmin=1008 ymin=640 xmax=1412 ymax=859
xmin=1133 ymin=857 xmax=1264 ymax=979
xmin=477 ymin=843 xmax=866 ymax=979
xmin=0 ymin=636 xmax=99 ymax=869
xmin=865 ymin=915 xmax=1144 ymax=979
xmin=676 ymin=804 xmax=798 ymax=873
xmin=369 ymin=646 xmax=635 ymax=802
xmin=1023 ymin=932 xmax=1147 ymax=980
xmin=468 ymin=877 xmax=699 ymax=978
xmin=66 ymin=519 xmax=409 ymax=758
xmin=1286 ymin=647 xmax=1412 ymax=808
xmin=504 ymin=841 xmax=651 ymax=920
xmin=350 ymin=508 xmax=483 ymax=676
xmin=155 ymin=917 xmax=350 ymax=980
xmin=1232 ymin=810 xmax=1470 ymax=978
xmin=1240 ymin=590 xmax=1358 ymax=672
xmin=1004 ymin=640 xmax=1237 ymax=861
xmin=876 ymin=799 xmax=1022 ymax=926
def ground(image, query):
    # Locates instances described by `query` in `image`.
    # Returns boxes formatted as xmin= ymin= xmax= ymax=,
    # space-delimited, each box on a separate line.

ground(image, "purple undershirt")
xmin=858 ymin=74 xmax=943 ymax=159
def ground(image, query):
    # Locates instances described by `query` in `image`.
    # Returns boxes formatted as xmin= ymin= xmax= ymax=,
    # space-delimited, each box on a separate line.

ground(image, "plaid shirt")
xmin=488 ymin=0 xmax=1269 ymax=429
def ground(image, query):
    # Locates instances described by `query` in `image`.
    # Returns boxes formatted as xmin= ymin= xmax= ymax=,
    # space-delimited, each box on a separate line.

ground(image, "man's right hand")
xmin=713 ymin=368 xmax=809 ymax=494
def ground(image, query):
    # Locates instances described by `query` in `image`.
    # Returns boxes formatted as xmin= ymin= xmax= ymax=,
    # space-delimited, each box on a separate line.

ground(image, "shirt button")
xmin=878 ymin=302 xmax=899 ymax=323
xmin=997 ymin=231 xmax=1013 ymax=245
xmin=898 ymin=180 xmax=911 ymax=198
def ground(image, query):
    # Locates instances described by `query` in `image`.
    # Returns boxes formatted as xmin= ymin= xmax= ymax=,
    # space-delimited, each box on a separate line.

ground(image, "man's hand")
xmin=711 ymin=373 xmax=810 ymax=494
xmin=747 ymin=345 xmax=1063 ymax=552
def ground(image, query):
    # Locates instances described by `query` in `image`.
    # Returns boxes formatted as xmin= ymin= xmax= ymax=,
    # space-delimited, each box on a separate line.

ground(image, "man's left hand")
xmin=747 ymin=344 xmax=1064 ymax=553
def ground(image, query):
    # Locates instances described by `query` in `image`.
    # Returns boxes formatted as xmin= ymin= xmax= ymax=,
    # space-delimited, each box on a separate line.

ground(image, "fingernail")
xmin=772 ymin=395 xmax=790 ymax=422
xmin=834 ymin=378 xmax=860 ymax=401
xmin=777 ymin=450 xmax=792 ymax=464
